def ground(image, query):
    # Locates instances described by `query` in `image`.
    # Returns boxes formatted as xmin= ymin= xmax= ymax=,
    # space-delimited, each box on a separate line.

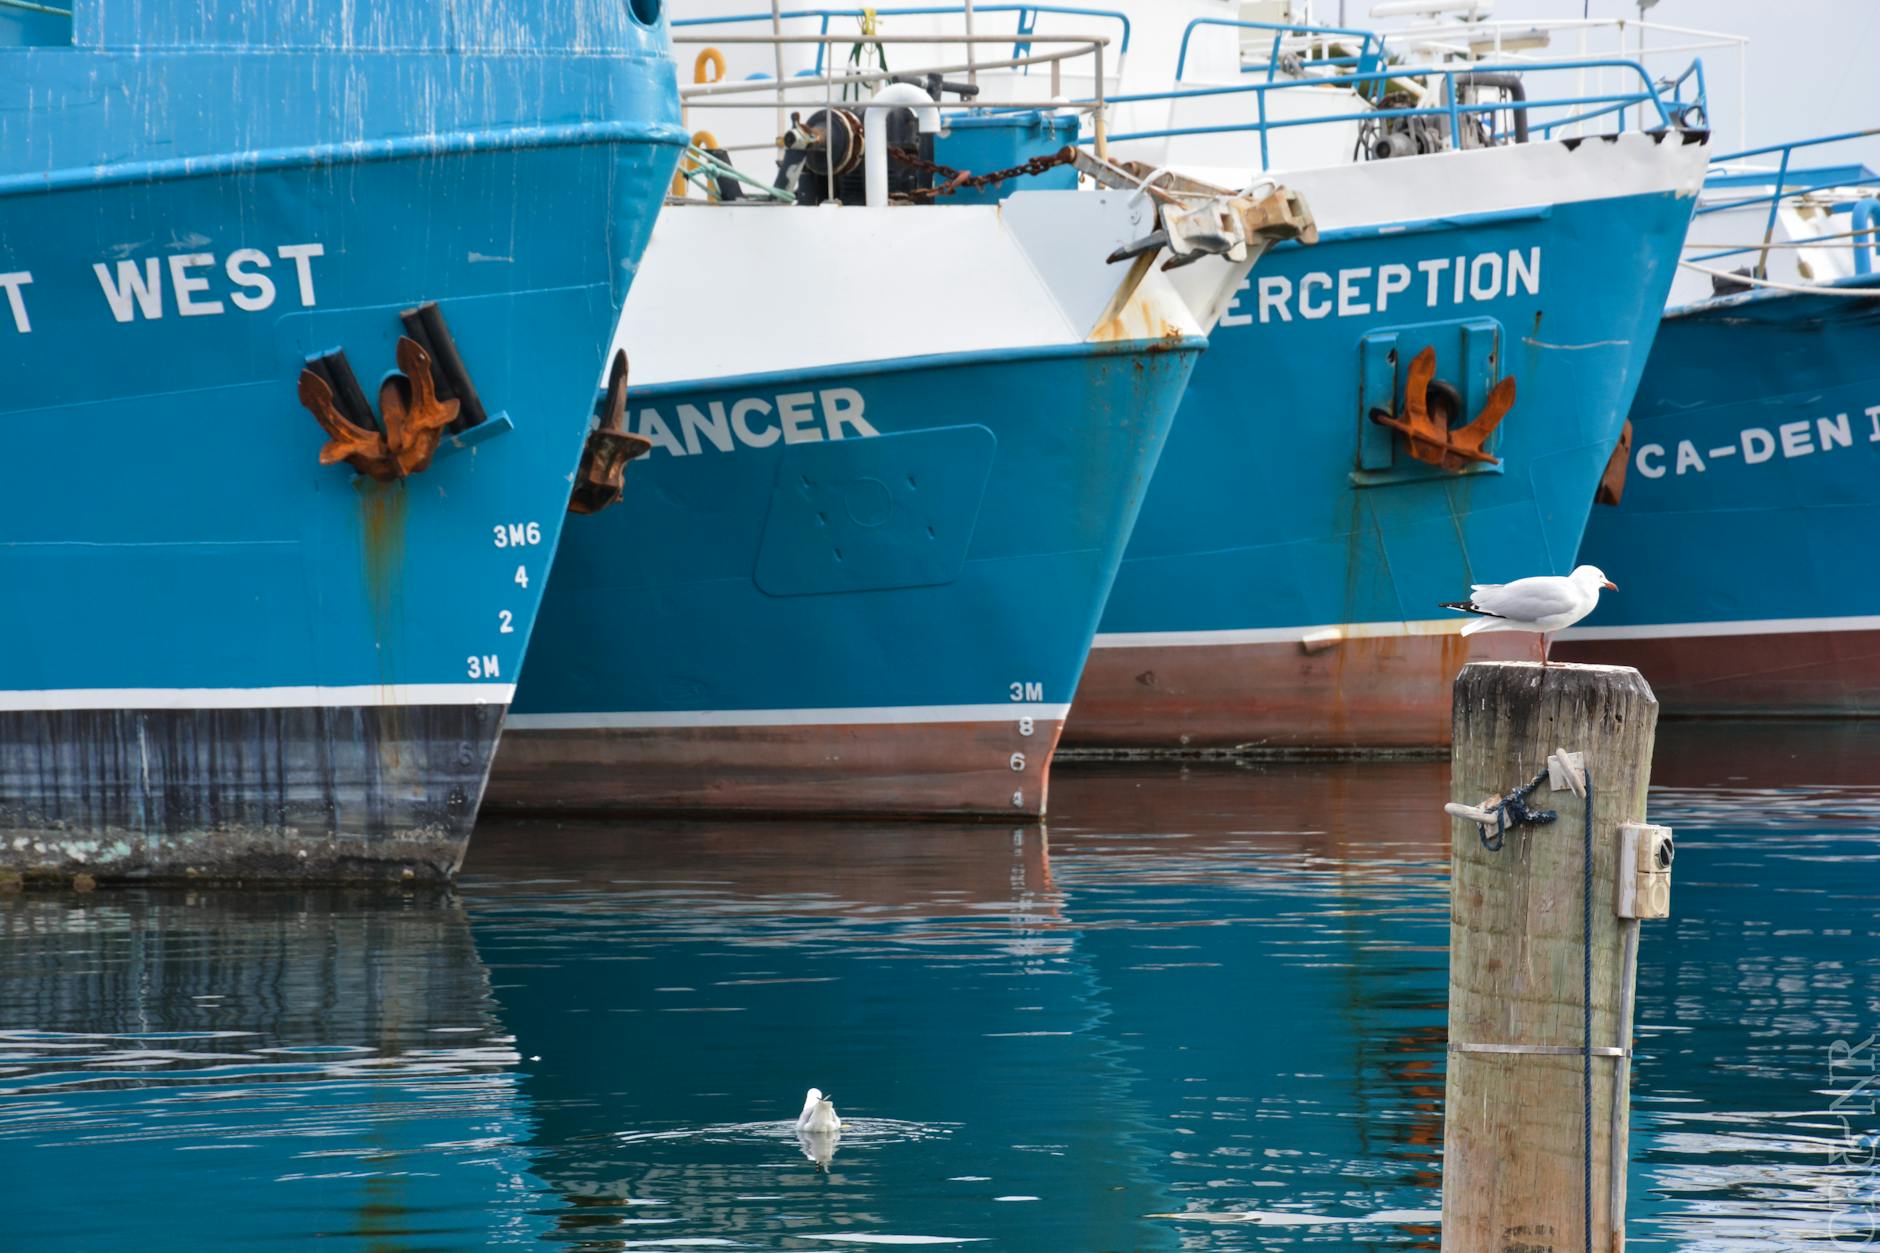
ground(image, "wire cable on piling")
xmin=1582 ymin=766 xmax=1594 ymax=1253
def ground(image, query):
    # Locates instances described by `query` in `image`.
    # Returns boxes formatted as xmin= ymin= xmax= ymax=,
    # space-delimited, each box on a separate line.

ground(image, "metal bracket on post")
xmin=1615 ymin=823 xmax=1674 ymax=920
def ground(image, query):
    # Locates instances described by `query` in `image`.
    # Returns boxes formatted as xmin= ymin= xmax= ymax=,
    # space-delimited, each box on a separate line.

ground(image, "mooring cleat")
xmin=1368 ymin=345 xmax=1515 ymax=471
xmin=568 ymin=350 xmax=653 ymax=515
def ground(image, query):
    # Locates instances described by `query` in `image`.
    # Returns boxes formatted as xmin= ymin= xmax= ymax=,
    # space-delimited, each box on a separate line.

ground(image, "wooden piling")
xmin=1442 ymin=661 xmax=1659 ymax=1253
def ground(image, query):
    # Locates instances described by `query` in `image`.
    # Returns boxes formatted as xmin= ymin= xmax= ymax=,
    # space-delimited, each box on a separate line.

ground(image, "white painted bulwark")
xmin=617 ymin=189 xmax=1214 ymax=388
xmin=1162 ymin=131 xmax=1708 ymax=234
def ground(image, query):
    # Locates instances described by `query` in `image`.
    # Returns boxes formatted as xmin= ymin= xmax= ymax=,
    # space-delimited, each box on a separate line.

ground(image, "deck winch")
xmin=1368 ymin=344 xmax=1515 ymax=470
xmin=296 ymin=302 xmax=486 ymax=482
xmin=777 ymin=73 xmax=976 ymax=206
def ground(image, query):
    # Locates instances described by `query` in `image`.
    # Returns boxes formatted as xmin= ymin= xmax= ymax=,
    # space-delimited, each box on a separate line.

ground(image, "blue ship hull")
xmin=1068 ymin=137 xmax=1705 ymax=750
xmin=1557 ymin=277 xmax=1880 ymax=710
xmin=496 ymin=339 xmax=1198 ymax=817
xmin=0 ymin=0 xmax=683 ymax=880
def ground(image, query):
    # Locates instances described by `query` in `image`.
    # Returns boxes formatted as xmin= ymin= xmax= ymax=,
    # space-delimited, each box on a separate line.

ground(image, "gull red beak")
xmin=1602 ymin=579 xmax=1618 ymax=591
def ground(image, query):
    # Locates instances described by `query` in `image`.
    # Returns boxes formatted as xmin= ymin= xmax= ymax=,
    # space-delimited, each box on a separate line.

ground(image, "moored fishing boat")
xmin=1051 ymin=3 xmax=1710 ymax=751
xmin=492 ymin=20 xmax=1311 ymax=817
xmin=1556 ymin=132 xmax=1880 ymax=711
xmin=0 ymin=0 xmax=684 ymax=880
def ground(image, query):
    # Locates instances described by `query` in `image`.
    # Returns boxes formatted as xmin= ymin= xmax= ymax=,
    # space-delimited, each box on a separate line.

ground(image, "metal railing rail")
xmin=1374 ymin=16 xmax=1746 ymax=146
xmin=667 ymin=29 xmax=1111 ymax=197
xmin=1385 ymin=16 xmax=1744 ymax=61
xmin=1685 ymin=128 xmax=1880 ymax=279
xmin=672 ymin=4 xmax=1131 ymax=76
xmin=1172 ymin=16 xmax=1386 ymax=84
xmin=1096 ymin=57 xmax=1684 ymax=174
xmin=675 ymin=32 xmax=1108 ymax=103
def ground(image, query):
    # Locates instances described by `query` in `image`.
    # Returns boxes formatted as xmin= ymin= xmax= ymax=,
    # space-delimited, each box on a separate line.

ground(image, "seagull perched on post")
xmin=1441 ymin=565 xmax=1617 ymax=663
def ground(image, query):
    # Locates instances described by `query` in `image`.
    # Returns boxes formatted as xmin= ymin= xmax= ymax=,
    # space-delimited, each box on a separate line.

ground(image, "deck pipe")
xmin=865 ymin=82 xmax=941 ymax=207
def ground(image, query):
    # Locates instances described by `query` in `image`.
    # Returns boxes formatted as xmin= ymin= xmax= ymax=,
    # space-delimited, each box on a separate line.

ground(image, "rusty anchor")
xmin=568 ymin=350 xmax=652 ymax=515
xmin=298 ymin=302 xmax=487 ymax=482
xmin=1595 ymin=419 xmax=1633 ymax=506
xmin=299 ymin=337 xmax=459 ymax=482
xmin=1066 ymin=151 xmax=1319 ymax=272
xmin=1368 ymin=345 xmax=1516 ymax=471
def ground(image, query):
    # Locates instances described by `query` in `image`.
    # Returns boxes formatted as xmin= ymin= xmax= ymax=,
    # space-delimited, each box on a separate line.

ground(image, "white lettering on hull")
xmin=636 ymin=386 xmax=880 ymax=457
xmin=90 ymin=243 xmax=325 ymax=324
xmin=1634 ymin=404 xmax=1880 ymax=480
xmin=0 ymin=272 xmax=33 ymax=333
xmin=1218 ymin=246 xmax=1542 ymax=328
xmin=0 ymin=242 xmax=327 ymax=334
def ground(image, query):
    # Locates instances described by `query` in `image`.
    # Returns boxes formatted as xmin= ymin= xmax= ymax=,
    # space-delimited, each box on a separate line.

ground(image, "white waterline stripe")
xmin=1092 ymin=619 xmax=1468 ymax=649
xmin=1557 ymin=615 xmax=1880 ymax=642
xmin=505 ymin=702 xmax=1071 ymax=731
xmin=0 ymin=684 xmax=515 ymax=712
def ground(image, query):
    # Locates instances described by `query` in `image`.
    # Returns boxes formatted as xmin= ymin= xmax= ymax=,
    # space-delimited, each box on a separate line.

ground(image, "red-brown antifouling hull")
xmin=486 ymin=718 xmax=1067 ymax=818
xmin=1062 ymin=630 xmax=1540 ymax=750
xmin=1553 ymin=629 xmax=1880 ymax=715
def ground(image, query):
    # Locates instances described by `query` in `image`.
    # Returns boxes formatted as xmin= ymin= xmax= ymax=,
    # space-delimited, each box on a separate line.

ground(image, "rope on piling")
xmin=1444 ymin=748 xmax=1583 ymax=851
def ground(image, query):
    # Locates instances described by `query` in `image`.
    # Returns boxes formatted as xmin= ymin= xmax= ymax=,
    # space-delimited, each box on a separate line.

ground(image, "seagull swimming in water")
xmin=796 ymin=1088 xmax=841 ymax=1134
xmin=1441 ymin=565 xmax=1617 ymax=662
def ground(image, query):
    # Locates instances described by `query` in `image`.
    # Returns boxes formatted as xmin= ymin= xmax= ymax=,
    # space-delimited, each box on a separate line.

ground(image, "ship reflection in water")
xmin=0 ymin=726 xmax=1876 ymax=1250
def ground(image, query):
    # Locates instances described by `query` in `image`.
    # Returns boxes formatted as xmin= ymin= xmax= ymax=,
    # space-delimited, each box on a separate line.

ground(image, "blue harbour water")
xmin=1 ymin=725 xmax=1875 ymax=1250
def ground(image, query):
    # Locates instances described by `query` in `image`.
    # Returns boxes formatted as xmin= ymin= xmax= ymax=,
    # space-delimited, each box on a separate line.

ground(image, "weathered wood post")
xmin=1442 ymin=661 xmax=1663 ymax=1253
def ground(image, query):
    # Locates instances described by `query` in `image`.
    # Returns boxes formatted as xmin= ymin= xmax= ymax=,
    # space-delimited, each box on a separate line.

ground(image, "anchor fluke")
xmin=568 ymin=349 xmax=653 ymax=515
xmin=1368 ymin=345 xmax=1514 ymax=471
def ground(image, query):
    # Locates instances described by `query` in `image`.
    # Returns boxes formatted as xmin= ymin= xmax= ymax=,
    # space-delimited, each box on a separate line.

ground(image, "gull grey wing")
xmin=1472 ymin=576 xmax=1582 ymax=622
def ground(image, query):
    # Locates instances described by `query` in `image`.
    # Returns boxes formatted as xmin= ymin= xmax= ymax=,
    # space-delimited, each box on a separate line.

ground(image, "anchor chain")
xmin=886 ymin=145 xmax=1075 ymax=201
